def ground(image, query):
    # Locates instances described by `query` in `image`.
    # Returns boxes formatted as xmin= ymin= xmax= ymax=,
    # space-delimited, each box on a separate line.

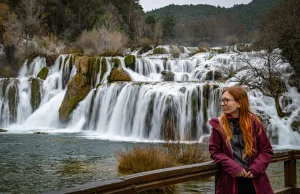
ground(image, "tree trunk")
xmin=274 ymin=94 xmax=290 ymax=118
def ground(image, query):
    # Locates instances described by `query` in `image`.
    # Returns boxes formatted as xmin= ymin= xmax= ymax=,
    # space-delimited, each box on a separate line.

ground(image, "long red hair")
xmin=220 ymin=87 xmax=262 ymax=159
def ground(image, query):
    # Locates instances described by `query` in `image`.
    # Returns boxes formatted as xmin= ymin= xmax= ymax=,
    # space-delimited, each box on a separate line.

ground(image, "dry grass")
xmin=118 ymin=142 xmax=210 ymax=175
xmin=165 ymin=142 xmax=210 ymax=165
xmin=117 ymin=145 xmax=176 ymax=175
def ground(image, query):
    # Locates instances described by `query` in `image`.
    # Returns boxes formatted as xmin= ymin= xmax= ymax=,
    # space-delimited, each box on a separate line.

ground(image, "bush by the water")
xmin=117 ymin=143 xmax=210 ymax=175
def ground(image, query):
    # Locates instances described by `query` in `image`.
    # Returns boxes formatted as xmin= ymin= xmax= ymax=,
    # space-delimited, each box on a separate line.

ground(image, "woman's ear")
xmin=238 ymin=100 xmax=241 ymax=108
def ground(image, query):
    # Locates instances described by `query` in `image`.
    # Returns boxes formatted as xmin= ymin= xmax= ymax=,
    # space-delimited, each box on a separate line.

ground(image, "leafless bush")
xmin=76 ymin=27 xmax=128 ymax=56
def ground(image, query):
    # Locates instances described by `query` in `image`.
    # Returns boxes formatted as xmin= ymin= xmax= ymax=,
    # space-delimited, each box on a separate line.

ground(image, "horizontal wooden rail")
xmin=46 ymin=150 xmax=300 ymax=194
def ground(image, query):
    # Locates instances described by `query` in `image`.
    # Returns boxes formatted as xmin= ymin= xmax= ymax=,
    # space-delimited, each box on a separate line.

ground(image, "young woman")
xmin=209 ymin=87 xmax=274 ymax=194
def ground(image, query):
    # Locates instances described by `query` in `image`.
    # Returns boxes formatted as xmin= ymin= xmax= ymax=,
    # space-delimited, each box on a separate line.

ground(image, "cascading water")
xmin=0 ymin=54 xmax=76 ymax=128
xmin=1 ymin=47 xmax=300 ymax=147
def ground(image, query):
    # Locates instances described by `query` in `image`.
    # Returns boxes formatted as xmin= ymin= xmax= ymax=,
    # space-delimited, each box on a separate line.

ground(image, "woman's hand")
xmin=236 ymin=169 xmax=247 ymax=177
xmin=244 ymin=171 xmax=254 ymax=178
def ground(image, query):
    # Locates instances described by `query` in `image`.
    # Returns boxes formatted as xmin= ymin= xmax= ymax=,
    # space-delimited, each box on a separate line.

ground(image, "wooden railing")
xmin=46 ymin=150 xmax=300 ymax=194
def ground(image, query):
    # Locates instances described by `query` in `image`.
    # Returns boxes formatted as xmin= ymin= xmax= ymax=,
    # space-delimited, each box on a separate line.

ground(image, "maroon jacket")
xmin=209 ymin=117 xmax=274 ymax=194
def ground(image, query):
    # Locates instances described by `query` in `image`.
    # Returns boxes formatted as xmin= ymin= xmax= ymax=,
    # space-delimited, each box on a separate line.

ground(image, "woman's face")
xmin=221 ymin=91 xmax=240 ymax=117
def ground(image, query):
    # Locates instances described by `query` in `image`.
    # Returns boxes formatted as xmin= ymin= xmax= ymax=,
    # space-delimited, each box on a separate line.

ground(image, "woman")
xmin=209 ymin=87 xmax=274 ymax=194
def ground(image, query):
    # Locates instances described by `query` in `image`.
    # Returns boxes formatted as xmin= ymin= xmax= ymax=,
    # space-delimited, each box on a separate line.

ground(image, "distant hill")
xmin=146 ymin=0 xmax=281 ymax=30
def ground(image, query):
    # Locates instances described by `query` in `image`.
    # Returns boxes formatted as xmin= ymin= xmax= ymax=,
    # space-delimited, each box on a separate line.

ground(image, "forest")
xmin=0 ymin=0 xmax=299 ymax=81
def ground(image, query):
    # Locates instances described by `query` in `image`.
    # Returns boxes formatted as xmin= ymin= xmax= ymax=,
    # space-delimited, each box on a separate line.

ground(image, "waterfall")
xmin=0 ymin=54 xmax=75 ymax=127
xmin=1 ymin=50 xmax=300 ymax=147
xmin=68 ymin=82 xmax=221 ymax=141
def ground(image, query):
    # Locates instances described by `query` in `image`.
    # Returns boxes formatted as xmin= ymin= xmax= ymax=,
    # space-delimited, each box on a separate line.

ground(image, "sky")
xmin=140 ymin=0 xmax=253 ymax=12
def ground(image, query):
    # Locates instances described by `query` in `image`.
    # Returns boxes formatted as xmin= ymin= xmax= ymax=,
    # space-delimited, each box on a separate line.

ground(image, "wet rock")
xmin=205 ymin=70 xmax=222 ymax=81
xmin=0 ymin=128 xmax=8 ymax=132
xmin=107 ymin=67 xmax=132 ymax=83
xmin=113 ymin=58 xmax=121 ymax=68
xmin=33 ymin=132 xmax=48 ymax=134
xmin=288 ymin=74 xmax=300 ymax=92
xmin=31 ymin=78 xmax=41 ymax=111
xmin=124 ymin=55 xmax=136 ymax=71
xmin=8 ymin=80 xmax=19 ymax=122
xmin=75 ymin=56 xmax=90 ymax=75
xmin=291 ymin=116 xmax=300 ymax=133
xmin=161 ymin=70 xmax=175 ymax=81
xmin=100 ymin=57 xmax=107 ymax=82
xmin=37 ymin=67 xmax=49 ymax=80
xmin=59 ymin=56 xmax=92 ymax=122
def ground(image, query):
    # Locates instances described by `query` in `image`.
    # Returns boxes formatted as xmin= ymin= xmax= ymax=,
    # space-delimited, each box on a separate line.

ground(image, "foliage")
xmin=256 ymin=0 xmax=300 ymax=78
xmin=76 ymin=27 xmax=128 ymax=56
xmin=146 ymin=0 xmax=280 ymax=46
xmin=162 ymin=15 xmax=176 ymax=43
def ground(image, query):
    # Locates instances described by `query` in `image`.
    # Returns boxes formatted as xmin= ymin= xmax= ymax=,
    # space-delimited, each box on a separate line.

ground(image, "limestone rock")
xmin=291 ymin=116 xmax=300 ymax=133
xmin=33 ymin=132 xmax=48 ymax=134
xmin=108 ymin=67 xmax=132 ymax=82
xmin=0 ymin=128 xmax=7 ymax=132
xmin=37 ymin=67 xmax=49 ymax=80
xmin=288 ymin=74 xmax=300 ymax=92
xmin=205 ymin=70 xmax=222 ymax=81
xmin=161 ymin=70 xmax=175 ymax=81
xmin=124 ymin=55 xmax=136 ymax=71
xmin=59 ymin=56 xmax=92 ymax=122
xmin=31 ymin=78 xmax=41 ymax=111
xmin=75 ymin=56 xmax=90 ymax=75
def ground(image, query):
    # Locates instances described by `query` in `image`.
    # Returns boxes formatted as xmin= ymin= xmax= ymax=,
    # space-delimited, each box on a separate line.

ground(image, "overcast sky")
xmin=140 ymin=0 xmax=252 ymax=12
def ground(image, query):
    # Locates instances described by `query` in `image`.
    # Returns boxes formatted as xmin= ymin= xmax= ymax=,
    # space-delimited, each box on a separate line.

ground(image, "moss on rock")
xmin=153 ymin=47 xmax=167 ymax=54
xmin=100 ymin=57 xmax=107 ymax=83
xmin=113 ymin=57 xmax=121 ymax=68
xmin=31 ymin=78 xmax=41 ymax=111
xmin=90 ymin=57 xmax=100 ymax=87
xmin=59 ymin=56 xmax=92 ymax=122
xmin=37 ymin=67 xmax=49 ymax=80
xmin=75 ymin=56 xmax=90 ymax=76
xmin=8 ymin=80 xmax=19 ymax=122
xmin=107 ymin=67 xmax=132 ymax=83
xmin=161 ymin=70 xmax=175 ymax=81
xmin=124 ymin=55 xmax=136 ymax=71
xmin=205 ymin=70 xmax=222 ymax=81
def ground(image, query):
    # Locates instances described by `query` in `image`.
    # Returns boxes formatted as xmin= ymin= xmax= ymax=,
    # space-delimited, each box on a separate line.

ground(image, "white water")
xmin=0 ymin=48 xmax=300 ymax=147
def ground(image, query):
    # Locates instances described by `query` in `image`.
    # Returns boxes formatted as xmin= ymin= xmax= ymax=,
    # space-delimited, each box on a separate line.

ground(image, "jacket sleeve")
xmin=209 ymin=128 xmax=244 ymax=178
xmin=248 ymin=126 xmax=273 ymax=178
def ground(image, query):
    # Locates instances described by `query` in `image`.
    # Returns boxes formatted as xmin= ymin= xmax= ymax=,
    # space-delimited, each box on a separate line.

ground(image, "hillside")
xmin=146 ymin=0 xmax=281 ymax=30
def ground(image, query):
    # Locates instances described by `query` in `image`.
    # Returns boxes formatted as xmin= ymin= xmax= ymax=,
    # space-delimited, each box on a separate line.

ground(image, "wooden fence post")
xmin=284 ymin=151 xmax=296 ymax=192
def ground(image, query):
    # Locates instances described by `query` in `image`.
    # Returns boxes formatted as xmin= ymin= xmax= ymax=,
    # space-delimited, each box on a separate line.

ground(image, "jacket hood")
xmin=209 ymin=117 xmax=220 ymax=130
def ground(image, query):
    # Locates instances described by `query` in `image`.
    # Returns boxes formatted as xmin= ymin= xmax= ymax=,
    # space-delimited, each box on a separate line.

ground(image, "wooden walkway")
xmin=46 ymin=150 xmax=300 ymax=194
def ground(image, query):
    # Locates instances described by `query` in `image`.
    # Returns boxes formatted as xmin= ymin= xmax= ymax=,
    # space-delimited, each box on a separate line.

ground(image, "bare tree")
xmin=232 ymin=50 xmax=291 ymax=118
xmin=18 ymin=0 xmax=44 ymax=41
